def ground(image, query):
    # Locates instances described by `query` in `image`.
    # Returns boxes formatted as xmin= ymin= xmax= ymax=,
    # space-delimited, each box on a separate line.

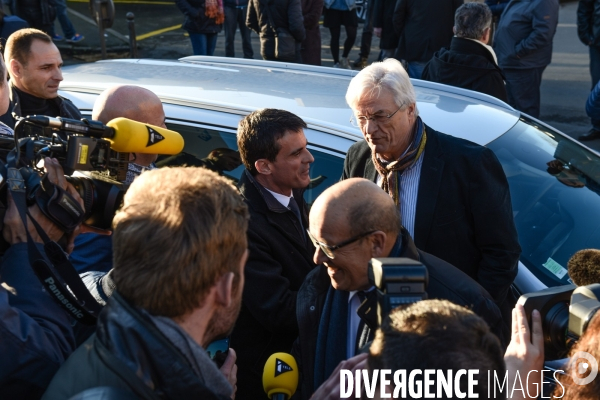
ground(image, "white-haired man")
xmin=342 ymin=59 xmax=521 ymax=311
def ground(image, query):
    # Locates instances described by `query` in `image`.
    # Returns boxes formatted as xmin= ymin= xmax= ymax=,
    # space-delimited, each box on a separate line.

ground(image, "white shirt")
xmin=465 ymin=37 xmax=499 ymax=65
xmin=346 ymin=286 xmax=375 ymax=358
xmin=265 ymin=187 xmax=292 ymax=208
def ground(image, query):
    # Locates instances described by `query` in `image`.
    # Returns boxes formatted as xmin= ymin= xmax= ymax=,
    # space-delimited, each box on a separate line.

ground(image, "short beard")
xmin=203 ymin=282 xmax=242 ymax=347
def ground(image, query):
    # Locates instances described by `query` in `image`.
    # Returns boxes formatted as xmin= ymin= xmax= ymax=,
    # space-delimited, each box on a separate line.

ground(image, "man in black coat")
xmin=392 ymin=0 xmax=462 ymax=78
xmin=343 ymin=59 xmax=521 ymax=308
xmin=233 ymin=109 xmax=316 ymax=400
xmin=292 ymin=178 xmax=504 ymax=400
xmin=422 ymin=2 xmax=508 ymax=102
xmin=577 ymin=0 xmax=600 ymax=141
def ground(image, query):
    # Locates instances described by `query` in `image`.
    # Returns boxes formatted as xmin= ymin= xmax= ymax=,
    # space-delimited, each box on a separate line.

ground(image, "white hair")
xmin=345 ymin=58 xmax=419 ymax=116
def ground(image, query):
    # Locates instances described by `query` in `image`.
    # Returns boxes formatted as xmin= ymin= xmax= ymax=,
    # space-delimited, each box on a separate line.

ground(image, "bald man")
xmin=292 ymin=178 xmax=504 ymax=400
xmin=92 ymin=84 xmax=167 ymax=184
xmin=69 ymin=85 xmax=167 ymax=277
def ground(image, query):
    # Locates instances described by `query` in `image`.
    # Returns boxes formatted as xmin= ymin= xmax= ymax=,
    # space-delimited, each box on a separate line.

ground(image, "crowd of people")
xmin=0 ymin=4 xmax=598 ymax=400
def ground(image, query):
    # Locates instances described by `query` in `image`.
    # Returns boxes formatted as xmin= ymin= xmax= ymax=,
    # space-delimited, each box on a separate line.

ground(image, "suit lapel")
xmin=414 ymin=128 xmax=445 ymax=246
xmin=364 ymin=156 xmax=378 ymax=183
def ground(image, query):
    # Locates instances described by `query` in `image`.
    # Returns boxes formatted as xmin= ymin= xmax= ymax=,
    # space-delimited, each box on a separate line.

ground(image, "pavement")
xmin=40 ymin=0 xmax=600 ymax=152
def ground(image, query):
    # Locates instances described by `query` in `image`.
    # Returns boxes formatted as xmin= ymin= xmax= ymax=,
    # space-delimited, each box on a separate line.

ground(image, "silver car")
xmin=59 ymin=56 xmax=600 ymax=297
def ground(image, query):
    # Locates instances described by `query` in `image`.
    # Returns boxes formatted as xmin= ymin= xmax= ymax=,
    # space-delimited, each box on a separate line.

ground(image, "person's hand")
xmin=311 ymin=353 xmax=368 ymax=400
xmin=373 ymin=27 xmax=382 ymax=38
xmin=504 ymin=304 xmax=544 ymax=400
xmin=2 ymin=158 xmax=85 ymax=253
xmin=220 ymin=348 xmax=238 ymax=399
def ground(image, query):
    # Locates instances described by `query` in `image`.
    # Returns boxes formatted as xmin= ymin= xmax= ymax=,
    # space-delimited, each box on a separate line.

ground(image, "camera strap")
xmin=6 ymin=167 xmax=101 ymax=325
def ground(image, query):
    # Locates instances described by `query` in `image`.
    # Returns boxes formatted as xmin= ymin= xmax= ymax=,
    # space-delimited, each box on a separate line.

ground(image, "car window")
xmin=161 ymin=122 xmax=344 ymax=206
xmin=488 ymin=119 xmax=600 ymax=287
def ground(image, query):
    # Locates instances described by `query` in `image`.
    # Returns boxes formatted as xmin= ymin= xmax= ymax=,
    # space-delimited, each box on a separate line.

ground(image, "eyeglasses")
xmin=307 ymin=229 xmax=376 ymax=259
xmin=350 ymin=107 xmax=402 ymax=128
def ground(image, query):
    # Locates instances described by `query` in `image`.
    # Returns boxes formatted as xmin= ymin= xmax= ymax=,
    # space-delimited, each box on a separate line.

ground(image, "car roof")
xmin=60 ymin=57 xmax=521 ymax=146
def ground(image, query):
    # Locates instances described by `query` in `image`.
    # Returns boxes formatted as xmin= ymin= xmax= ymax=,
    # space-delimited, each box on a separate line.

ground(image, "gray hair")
xmin=345 ymin=58 xmax=419 ymax=117
xmin=454 ymin=2 xmax=492 ymax=40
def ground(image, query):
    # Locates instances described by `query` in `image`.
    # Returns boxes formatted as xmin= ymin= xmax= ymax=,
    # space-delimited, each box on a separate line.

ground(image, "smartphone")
xmin=206 ymin=337 xmax=230 ymax=368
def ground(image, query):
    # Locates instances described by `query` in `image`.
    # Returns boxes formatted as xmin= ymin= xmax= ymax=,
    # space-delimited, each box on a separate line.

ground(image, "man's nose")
xmin=363 ymin=118 xmax=378 ymax=135
xmin=313 ymin=246 xmax=329 ymax=265
xmin=54 ymin=68 xmax=63 ymax=82
xmin=304 ymin=149 xmax=315 ymax=164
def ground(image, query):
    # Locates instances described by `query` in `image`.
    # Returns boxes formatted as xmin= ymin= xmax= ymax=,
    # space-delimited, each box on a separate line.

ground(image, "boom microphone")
xmin=568 ymin=249 xmax=600 ymax=286
xmin=263 ymin=353 xmax=299 ymax=400
xmin=105 ymin=117 xmax=184 ymax=154
xmin=24 ymin=115 xmax=185 ymax=155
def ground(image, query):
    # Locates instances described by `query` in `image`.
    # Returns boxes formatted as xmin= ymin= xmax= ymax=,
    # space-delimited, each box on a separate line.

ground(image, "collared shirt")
xmin=464 ymin=37 xmax=499 ymax=65
xmin=376 ymin=152 xmax=424 ymax=238
xmin=265 ymin=187 xmax=293 ymax=208
xmin=346 ymin=286 xmax=375 ymax=358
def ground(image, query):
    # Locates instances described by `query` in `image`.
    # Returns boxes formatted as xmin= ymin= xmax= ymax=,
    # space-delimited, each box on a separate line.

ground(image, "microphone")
xmin=568 ymin=249 xmax=600 ymax=286
xmin=105 ymin=117 xmax=184 ymax=155
xmin=263 ymin=353 xmax=299 ymax=400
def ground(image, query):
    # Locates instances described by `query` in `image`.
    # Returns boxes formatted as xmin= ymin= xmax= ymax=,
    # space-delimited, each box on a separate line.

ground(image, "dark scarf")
xmin=14 ymin=86 xmax=60 ymax=118
xmin=372 ymin=117 xmax=427 ymax=206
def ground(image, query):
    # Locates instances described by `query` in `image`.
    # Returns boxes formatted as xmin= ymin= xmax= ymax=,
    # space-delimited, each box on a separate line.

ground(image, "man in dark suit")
xmin=392 ymin=0 xmax=462 ymax=78
xmin=342 ymin=58 xmax=521 ymax=308
xmin=233 ymin=108 xmax=316 ymax=400
xmin=293 ymin=178 xmax=504 ymax=400
xmin=422 ymin=2 xmax=508 ymax=102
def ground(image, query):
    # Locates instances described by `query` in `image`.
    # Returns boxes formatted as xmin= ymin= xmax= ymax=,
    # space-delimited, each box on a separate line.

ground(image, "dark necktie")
xmin=288 ymin=197 xmax=306 ymax=239
xmin=355 ymin=290 xmax=378 ymax=354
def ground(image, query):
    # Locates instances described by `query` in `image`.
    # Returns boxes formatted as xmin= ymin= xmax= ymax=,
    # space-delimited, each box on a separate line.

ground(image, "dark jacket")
xmin=422 ymin=37 xmax=508 ymax=102
xmin=175 ymin=0 xmax=223 ymax=34
xmin=1 ymin=83 xmax=83 ymax=129
xmin=231 ymin=171 xmax=316 ymax=400
xmin=342 ymin=126 xmax=521 ymax=305
xmin=485 ymin=0 xmax=510 ymax=17
xmin=14 ymin=0 xmax=54 ymax=32
xmin=493 ymin=0 xmax=559 ymax=70
xmin=373 ymin=0 xmax=399 ymax=50
xmin=292 ymin=229 xmax=505 ymax=400
xmin=392 ymin=0 xmax=462 ymax=63
xmin=0 ymin=15 xmax=29 ymax=48
xmin=246 ymin=0 xmax=305 ymax=41
xmin=0 ymin=243 xmax=76 ymax=399
xmin=42 ymin=292 xmax=232 ymax=400
xmin=577 ymin=0 xmax=600 ymax=47
xmin=300 ymin=0 xmax=323 ymax=65
xmin=224 ymin=0 xmax=248 ymax=8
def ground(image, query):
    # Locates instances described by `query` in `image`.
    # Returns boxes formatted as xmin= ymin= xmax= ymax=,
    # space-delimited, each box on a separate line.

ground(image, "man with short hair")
xmin=293 ymin=178 xmax=504 ymax=399
xmin=43 ymin=168 xmax=247 ymax=399
xmin=422 ymin=2 xmax=508 ymax=102
xmin=342 ymin=59 xmax=521 ymax=308
xmin=1 ymin=28 xmax=82 ymax=128
xmin=233 ymin=108 xmax=316 ymax=400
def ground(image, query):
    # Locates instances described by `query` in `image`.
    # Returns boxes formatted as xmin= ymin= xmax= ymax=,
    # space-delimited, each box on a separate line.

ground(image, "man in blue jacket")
xmin=493 ymin=0 xmax=559 ymax=118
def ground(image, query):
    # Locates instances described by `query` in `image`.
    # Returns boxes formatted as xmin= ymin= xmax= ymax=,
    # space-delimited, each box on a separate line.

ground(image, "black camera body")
xmin=0 ymin=116 xmax=130 ymax=231
xmin=519 ymin=283 xmax=600 ymax=360
xmin=368 ymin=257 xmax=429 ymax=327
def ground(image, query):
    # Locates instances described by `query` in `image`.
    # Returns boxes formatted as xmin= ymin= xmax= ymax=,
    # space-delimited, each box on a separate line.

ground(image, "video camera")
xmin=0 ymin=115 xmax=184 ymax=231
xmin=368 ymin=258 xmax=429 ymax=327
xmin=0 ymin=114 xmax=184 ymax=325
xmin=519 ymin=283 xmax=600 ymax=360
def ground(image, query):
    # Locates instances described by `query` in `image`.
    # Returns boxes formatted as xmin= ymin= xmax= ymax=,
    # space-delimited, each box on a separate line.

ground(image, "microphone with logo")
xmin=263 ymin=353 xmax=298 ymax=400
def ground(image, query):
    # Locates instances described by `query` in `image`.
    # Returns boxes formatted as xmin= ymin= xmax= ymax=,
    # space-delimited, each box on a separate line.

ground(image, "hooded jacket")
xmin=422 ymin=36 xmax=508 ymax=102
xmin=577 ymin=0 xmax=600 ymax=47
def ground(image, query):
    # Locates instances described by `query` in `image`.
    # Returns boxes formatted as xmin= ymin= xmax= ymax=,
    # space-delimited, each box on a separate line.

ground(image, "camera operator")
xmin=43 ymin=168 xmax=247 ymax=399
xmin=0 ymin=157 xmax=85 ymax=399
xmin=0 ymin=28 xmax=82 ymax=129
xmin=293 ymin=178 xmax=505 ymax=399
xmin=69 ymin=85 xmax=164 ymax=277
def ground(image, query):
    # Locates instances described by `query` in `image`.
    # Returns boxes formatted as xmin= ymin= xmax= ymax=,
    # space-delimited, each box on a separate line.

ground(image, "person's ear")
xmin=9 ymin=59 xmax=22 ymax=79
xmin=482 ymin=27 xmax=491 ymax=45
xmin=369 ymin=231 xmax=388 ymax=258
xmin=254 ymin=159 xmax=272 ymax=175
xmin=214 ymin=272 xmax=234 ymax=307
xmin=452 ymin=26 xmax=457 ymax=35
xmin=406 ymin=103 xmax=416 ymax=117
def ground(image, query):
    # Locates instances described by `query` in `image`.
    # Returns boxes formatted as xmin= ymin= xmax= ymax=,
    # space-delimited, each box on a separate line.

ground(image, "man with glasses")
xmin=233 ymin=108 xmax=316 ymax=400
xmin=292 ymin=178 xmax=503 ymax=400
xmin=342 ymin=58 xmax=521 ymax=311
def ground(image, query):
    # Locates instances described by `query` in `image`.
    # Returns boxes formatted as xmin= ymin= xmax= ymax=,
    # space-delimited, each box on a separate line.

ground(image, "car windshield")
xmin=488 ymin=118 xmax=600 ymax=287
